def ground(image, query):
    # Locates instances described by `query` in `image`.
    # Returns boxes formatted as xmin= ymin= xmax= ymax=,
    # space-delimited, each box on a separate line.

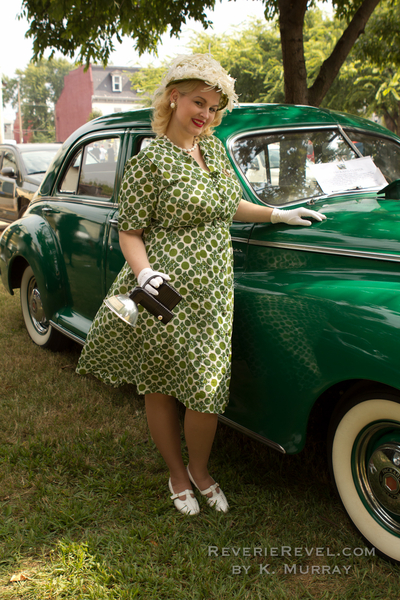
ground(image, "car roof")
xmin=0 ymin=143 xmax=62 ymax=153
xmin=61 ymin=103 xmax=399 ymax=146
xmin=17 ymin=144 xmax=62 ymax=153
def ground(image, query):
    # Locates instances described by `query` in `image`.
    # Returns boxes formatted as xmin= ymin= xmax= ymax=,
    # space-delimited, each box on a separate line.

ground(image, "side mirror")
xmin=1 ymin=166 xmax=17 ymax=179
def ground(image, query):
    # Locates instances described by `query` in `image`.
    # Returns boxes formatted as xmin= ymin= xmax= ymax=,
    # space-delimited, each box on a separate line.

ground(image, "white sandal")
xmin=187 ymin=466 xmax=229 ymax=513
xmin=168 ymin=478 xmax=200 ymax=515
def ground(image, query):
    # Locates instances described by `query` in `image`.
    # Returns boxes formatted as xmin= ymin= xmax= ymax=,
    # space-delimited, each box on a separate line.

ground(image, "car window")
xmin=344 ymin=131 xmax=400 ymax=184
xmin=59 ymin=137 xmax=121 ymax=198
xmin=21 ymin=149 xmax=60 ymax=175
xmin=232 ymin=129 xmax=360 ymax=205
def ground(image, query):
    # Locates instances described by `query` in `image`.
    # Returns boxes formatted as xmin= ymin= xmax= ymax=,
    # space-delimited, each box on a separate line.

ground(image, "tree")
xmin=321 ymin=1 xmax=400 ymax=134
xmin=87 ymin=109 xmax=103 ymax=122
xmin=349 ymin=0 xmax=400 ymax=133
xmin=274 ymin=0 xmax=382 ymax=105
xmin=21 ymin=0 xmax=215 ymax=65
xmin=5 ymin=59 xmax=73 ymax=142
xmin=130 ymin=20 xmax=284 ymax=106
xmin=131 ymin=12 xmax=342 ymax=106
xmin=20 ymin=0 xmax=385 ymax=105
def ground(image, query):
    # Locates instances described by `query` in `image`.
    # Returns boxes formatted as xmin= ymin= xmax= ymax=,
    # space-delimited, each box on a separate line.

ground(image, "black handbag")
xmin=129 ymin=277 xmax=182 ymax=324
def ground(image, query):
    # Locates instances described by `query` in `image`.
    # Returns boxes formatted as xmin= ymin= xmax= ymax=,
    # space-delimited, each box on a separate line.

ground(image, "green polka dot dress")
xmin=76 ymin=135 xmax=242 ymax=414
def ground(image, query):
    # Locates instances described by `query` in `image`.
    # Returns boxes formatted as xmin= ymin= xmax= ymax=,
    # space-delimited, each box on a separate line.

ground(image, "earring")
xmin=170 ymin=102 xmax=176 ymax=109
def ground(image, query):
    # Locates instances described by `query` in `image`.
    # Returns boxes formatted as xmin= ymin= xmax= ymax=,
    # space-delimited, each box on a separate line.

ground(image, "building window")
xmin=112 ymin=74 xmax=122 ymax=92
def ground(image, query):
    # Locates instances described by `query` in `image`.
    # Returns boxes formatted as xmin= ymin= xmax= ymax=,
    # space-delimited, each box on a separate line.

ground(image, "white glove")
xmin=271 ymin=207 xmax=327 ymax=226
xmin=137 ymin=267 xmax=170 ymax=296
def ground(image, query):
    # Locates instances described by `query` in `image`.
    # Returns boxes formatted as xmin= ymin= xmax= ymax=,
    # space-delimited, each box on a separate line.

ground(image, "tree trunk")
xmin=382 ymin=104 xmax=400 ymax=136
xmin=308 ymin=0 xmax=382 ymax=106
xmin=279 ymin=0 xmax=382 ymax=106
xmin=278 ymin=0 xmax=309 ymax=105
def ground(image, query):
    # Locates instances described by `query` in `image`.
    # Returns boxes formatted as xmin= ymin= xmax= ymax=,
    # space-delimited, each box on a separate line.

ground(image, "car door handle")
xmin=110 ymin=219 xmax=119 ymax=227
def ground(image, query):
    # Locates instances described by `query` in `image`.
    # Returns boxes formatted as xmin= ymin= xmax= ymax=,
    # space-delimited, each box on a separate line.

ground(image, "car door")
xmin=40 ymin=131 xmax=128 ymax=337
xmin=0 ymin=148 xmax=18 ymax=219
xmin=104 ymin=131 xmax=155 ymax=292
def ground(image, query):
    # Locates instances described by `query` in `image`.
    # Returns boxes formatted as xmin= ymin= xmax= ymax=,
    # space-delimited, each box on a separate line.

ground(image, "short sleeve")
xmin=118 ymin=154 xmax=159 ymax=232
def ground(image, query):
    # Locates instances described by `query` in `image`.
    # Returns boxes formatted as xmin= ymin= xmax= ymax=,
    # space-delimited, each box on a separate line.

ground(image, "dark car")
xmin=0 ymin=142 xmax=61 ymax=222
xmin=2 ymin=105 xmax=400 ymax=563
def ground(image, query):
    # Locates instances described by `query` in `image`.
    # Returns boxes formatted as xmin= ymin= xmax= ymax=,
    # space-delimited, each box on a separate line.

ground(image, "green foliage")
xmin=187 ymin=20 xmax=284 ymax=104
xmin=5 ymin=58 xmax=73 ymax=142
xmin=130 ymin=3 xmax=400 ymax=134
xmin=19 ymin=0 xmax=387 ymax=106
xmin=130 ymin=65 xmax=167 ymax=107
xmin=130 ymin=12 xmax=342 ymax=106
xmin=323 ymin=1 xmax=400 ymax=134
xmin=2 ymin=75 xmax=17 ymax=107
xmin=303 ymin=9 xmax=343 ymax=86
xmin=87 ymin=110 xmax=103 ymax=122
xmin=21 ymin=0 xmax=216 ymax=66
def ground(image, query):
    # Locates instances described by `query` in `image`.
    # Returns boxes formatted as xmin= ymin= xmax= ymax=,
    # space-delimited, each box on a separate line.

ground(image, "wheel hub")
xmin=368 ymin=444 xmax=400 ymax=516
xmin=28 ymin=282 xmax=49 ymax=334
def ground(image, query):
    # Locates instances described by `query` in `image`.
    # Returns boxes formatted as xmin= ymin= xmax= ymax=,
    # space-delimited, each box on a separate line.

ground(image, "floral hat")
xmin=156 ymin=53 xmax=238 ymax=111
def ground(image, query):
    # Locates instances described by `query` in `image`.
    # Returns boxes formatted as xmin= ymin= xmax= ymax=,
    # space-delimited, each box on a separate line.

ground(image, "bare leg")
xmin=145 ymin=392 xmax=193 ymax=499
xmin=185 ymin=408 xmax=219 ymax=496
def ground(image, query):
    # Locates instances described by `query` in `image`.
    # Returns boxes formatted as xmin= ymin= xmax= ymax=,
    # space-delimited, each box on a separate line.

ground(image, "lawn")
xmin=0 ymin=284 xmax=399 ymax=599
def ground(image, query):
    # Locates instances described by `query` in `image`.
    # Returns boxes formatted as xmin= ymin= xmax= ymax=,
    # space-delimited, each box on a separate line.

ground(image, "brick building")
xmin=55 ymin=65 xmax=143 ymax=142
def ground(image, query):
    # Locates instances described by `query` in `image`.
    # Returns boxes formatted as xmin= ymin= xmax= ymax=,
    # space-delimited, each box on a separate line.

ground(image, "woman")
xmin=77 ymin=54 xmax=326 ymax=515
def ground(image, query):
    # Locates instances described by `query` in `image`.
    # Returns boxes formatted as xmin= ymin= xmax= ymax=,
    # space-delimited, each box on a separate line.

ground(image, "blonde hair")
xmin=151 ymin=80 xmax=225 ymax=137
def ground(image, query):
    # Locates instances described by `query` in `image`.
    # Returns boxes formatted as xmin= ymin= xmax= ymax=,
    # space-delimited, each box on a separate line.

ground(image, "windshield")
xmin=231 ymin=128 xmax=400 ymax=206
xmin=22 ymin=149 xmax=60 ymax=175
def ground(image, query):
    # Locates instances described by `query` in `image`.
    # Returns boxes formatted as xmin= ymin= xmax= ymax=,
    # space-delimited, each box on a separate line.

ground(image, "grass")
xmin=0 ymin=283 xmax=399 ymax=599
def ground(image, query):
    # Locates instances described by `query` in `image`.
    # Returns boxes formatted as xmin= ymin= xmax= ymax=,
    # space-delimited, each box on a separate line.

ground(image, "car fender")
xmin=229 ymin=269 xmax=400 ymax=453
xmin=0 ymin=213 xmax=67 ymax=320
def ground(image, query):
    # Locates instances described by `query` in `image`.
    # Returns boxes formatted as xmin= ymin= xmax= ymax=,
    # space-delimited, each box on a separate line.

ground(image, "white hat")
xmin=156 ymin=53 xmax=238 ymax=111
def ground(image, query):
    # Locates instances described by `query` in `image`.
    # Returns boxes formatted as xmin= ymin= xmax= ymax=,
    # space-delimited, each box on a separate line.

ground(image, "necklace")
xmin=162 ymin=134 xmax=198 ymax=154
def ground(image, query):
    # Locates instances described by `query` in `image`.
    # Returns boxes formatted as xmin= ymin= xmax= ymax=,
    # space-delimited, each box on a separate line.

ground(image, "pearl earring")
xmin=170 ymin=102 xmax=176 ymax=109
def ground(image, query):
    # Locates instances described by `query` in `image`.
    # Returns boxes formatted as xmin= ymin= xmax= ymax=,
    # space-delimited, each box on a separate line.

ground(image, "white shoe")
xmin=187 ymin=466 xmax=229 ymax=513
xmin=168 ymin=478 xmax=200 ymax=515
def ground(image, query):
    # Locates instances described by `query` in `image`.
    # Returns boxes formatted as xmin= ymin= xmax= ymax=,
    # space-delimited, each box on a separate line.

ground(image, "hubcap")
xmin=27 ymin=278 xmax=49 ymax=335
xmin=368 ymin=444 xmax=400 ymax=515
xmin=354 ymin=421 xmax=400 ymax=534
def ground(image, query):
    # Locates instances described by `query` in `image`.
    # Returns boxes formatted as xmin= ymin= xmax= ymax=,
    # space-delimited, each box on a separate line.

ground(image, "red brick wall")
xmin=55 ymin=66 xmax=93 ymax=142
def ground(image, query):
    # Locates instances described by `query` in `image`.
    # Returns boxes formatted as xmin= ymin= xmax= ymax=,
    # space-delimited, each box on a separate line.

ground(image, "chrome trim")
xmin=231 ymin=236 xmax=248 ymax=244
xmin=76 ymin=129 xmax=127 ymax=143
xmin=32 ymin=196 xmax=116 ymax=209
xmin=248 ymin=239 xmax=400 ymax=263
xmin=50 ymin=321 xmax=85 ymax=345
xmin=227 ymin=125 xmax=341 ymax=149
xmin=338 ymin=125 xmax=363 ymax=157
xmin=218 ymin=415 xmax=286 ymax=453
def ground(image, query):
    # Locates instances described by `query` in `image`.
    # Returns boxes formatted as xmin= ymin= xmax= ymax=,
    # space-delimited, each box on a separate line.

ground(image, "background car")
xmin=0 ymin=142 xmax=61 ymax=222
xmin=2 ymin=105 xmax=400 ymax=563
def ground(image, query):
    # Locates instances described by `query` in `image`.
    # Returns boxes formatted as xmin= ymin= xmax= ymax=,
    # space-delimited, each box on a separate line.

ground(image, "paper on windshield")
xmin=310 ymin=156 xmax=387 ymax=195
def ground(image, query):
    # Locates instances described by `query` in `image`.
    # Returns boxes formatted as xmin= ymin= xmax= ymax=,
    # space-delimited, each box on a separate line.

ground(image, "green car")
xmin=2 ymin=104 xmax=400 ymax=563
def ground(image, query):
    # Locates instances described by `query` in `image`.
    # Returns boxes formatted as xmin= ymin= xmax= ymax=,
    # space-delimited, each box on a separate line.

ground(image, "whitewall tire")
xmin=328 ymin=391 xmax=400 ymax=564
xmin=20 ymin=265 xmax=66 ymax=351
